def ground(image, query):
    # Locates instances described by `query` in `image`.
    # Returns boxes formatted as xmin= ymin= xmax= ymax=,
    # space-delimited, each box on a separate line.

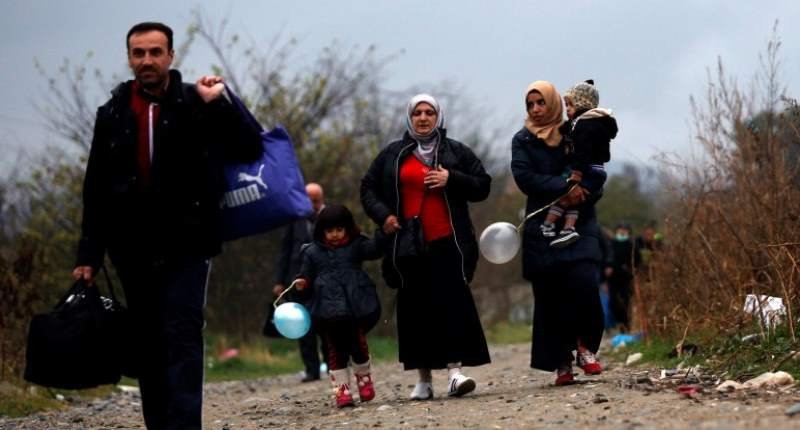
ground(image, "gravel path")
xmin=3 ymin=343 xmax=799 ymax=429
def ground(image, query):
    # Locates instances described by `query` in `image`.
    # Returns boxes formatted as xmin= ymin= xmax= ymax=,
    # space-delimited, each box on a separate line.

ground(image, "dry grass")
xmin=639 ymin=28 xmax=800 ymax=347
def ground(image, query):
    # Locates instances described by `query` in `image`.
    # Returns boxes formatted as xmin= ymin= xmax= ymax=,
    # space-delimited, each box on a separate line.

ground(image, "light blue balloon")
xmin=273 ymin=302 xmax=311 ymax=339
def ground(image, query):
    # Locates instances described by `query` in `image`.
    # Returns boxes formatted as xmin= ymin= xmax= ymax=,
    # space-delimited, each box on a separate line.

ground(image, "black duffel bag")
xmin=24 ymin=269 xmax=129 ymax=389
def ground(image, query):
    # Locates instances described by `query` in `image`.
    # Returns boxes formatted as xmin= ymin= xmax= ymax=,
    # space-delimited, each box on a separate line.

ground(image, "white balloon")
xmin=479 ymin=222 xmax=521 ymax=264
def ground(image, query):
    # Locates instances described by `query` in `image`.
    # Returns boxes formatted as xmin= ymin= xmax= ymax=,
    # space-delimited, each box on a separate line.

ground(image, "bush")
xmin=641 ymin=26 xmax=800 ymax=348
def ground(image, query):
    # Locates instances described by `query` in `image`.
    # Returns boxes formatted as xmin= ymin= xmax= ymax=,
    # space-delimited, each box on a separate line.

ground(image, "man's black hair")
xmin=126 ymin=22 xmax=174 ymax=51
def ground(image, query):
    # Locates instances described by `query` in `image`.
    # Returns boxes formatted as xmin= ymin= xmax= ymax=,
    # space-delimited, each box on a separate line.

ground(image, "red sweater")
xmin=130 ymin=81 xmax=160 ymax=189
xmin=399 ymin=156 xmax=452 ymax=242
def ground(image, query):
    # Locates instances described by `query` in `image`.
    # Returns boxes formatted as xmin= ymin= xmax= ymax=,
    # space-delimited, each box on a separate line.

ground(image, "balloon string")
xmin=516 ymin=184 xmax=579 ymax=233
xmin=273 ymin=279 xmax=301 ymax=309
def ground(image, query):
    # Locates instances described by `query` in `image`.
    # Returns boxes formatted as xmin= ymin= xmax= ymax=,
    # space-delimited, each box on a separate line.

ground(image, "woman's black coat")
xmin=360 ymin=129 xmax=491 ymax=288
xmin=510 ymin=127 xmax=603 ymax=277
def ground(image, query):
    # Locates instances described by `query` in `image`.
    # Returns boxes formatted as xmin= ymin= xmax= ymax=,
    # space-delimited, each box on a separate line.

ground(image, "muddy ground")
xmin=2 ymin=343 xmax=799 ymax=429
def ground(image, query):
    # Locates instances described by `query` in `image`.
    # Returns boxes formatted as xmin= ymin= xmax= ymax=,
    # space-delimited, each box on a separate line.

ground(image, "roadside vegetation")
xmin=1 ymin=15 xmax=796 ymax=421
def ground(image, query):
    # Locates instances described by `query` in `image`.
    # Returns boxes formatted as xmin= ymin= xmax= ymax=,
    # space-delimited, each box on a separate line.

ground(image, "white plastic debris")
xmin=743 ymin=294 xmax=786 ymax=328
xmin=743 ymin=371 xmax=794 ymax=389
xmin=716 ymin=371 xmax=795 ymax=391
xmin=660 ymin=369 xmax=678 ymax=379
xmin=716 ymin=380 xmax=745 ymax=392
xmin=625 ymin=352 xmax=643 ymax=366
xmin=716 ymin=371 xmax=796 ymax=391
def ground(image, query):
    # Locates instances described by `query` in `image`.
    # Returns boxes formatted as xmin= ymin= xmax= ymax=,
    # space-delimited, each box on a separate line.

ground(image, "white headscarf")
xmin=405 ymin=94 xmax=445 ymax=165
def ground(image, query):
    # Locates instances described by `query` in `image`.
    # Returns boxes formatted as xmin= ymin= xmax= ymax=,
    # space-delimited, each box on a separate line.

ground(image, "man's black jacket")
xmin=275 ymin=218 xmax=314 ymax=286
xmin=76 ymin=70 xmax=262 ymax=269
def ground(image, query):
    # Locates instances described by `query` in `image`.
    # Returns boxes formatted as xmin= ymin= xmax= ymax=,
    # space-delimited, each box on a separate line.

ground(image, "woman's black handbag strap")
xmin=99 ymin=265 xmax=119 ymax=303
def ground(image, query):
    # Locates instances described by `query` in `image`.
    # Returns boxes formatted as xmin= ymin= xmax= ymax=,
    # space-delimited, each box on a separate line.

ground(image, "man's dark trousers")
xmin=114 ymin=255 xmax=210 ymax=430
xmin=299 ymin=323 xmax=321 ymax=379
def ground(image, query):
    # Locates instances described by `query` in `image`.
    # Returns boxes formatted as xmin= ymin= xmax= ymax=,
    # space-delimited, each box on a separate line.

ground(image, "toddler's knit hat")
xmin=565 ymin=79 xmax=599 ymax=112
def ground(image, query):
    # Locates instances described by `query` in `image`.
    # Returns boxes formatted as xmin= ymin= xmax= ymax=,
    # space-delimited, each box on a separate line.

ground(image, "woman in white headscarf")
xmin=361 ymin=94 xmax=491 ymax=400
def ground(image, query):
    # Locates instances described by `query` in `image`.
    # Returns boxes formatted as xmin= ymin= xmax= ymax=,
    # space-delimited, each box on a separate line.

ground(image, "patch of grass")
xmin=205 ymin=336 xmax=302 ymax=382
xmin=605 ymin=335 xmax=703 ymax=369
xmin=364 ymin=336 xmax=399 ymax=363
xmin=605 ymin=324 xmax=800 ymax=381
xmin=0 ymin=390 xmax=65 ymax=418
xmin=485 ymin=322 xmax=531 ymax=344
xmin=204 ymin=333 xmax=400 ymax=382
xmin=0 ymin=383 xmax=118 ymax=418
xmin=704 ymin=325 xmax=800 ymax=381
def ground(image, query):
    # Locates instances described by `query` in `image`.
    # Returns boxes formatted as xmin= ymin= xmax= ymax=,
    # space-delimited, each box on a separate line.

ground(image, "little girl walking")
xmin=294 ymin=204 xmax=384 ymax=408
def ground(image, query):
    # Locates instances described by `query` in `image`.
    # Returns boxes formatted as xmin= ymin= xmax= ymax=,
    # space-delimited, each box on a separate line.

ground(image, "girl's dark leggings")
xmin=318 ymin=319 xmax=370 ymax=371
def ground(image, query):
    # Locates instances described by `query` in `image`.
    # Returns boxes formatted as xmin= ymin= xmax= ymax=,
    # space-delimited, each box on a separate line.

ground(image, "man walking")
xmin=72 ymin=22 xmax=262 ymax=429
xmin=272 ymin=183 xmax=327 ymax=381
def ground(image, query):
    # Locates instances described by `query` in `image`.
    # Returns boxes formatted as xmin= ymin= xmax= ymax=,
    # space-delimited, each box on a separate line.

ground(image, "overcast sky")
xmin=1 ymin=0 xmax=798 ymax=173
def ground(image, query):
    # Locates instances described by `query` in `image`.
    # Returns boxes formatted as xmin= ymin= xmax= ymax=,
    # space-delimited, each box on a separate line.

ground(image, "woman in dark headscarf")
xmin=361 ymin=94 xmax=491 ymax=400
xmin=511 ymin=81 xmax=605 ymax=386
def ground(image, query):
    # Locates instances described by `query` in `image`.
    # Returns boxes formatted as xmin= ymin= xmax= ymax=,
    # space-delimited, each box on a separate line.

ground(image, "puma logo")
xmin=238 ymin=164 xmax=267 ymax=190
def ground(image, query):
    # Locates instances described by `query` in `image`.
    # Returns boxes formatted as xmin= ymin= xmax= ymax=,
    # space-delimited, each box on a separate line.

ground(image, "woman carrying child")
xmin=294 ymin=204 xmax=384 ymax=408
xmin=510 ymin=81 xmax=605 ymax=386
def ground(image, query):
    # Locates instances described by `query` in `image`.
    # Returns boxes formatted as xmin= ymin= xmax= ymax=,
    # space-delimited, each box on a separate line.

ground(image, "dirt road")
xmin=3 ymin=343 xmax=799 ymax=429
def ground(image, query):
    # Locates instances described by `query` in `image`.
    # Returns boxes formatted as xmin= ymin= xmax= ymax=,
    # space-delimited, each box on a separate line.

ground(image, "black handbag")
xmin=394 ymin=216 xmax=426 ymax=259
xmin=24 ymin=268 xmax=129 ymax=389
xmin=390 ymin=187 xmax=428 ymax=279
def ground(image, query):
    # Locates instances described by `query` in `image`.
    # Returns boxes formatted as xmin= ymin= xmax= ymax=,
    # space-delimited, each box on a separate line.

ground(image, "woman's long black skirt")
xmin=396 ymin=237 xmax=491 ymax=370
xmin=529 ymin=260 xmax=604 ymax=371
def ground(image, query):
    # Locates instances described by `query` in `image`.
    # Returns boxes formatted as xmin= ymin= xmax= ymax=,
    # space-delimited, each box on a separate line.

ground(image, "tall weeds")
xmin=643 ymin=26 xmax=800 ymax=342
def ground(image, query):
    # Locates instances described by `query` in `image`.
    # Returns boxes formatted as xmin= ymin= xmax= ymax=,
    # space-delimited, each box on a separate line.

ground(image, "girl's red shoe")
xmin=334 ymin=384 xmax=355 ymax=408
xmin=355 ymin=373 xmax=375 ymax=402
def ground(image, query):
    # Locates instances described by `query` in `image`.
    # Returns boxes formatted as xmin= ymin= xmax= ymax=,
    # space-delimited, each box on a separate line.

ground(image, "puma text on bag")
xmin=219 ymin=86 xmax=312 ymax=240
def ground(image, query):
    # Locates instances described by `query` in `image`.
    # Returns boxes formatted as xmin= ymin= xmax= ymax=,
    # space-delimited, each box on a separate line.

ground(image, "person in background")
xmin=598 ymin=226 xmax=616 ymax=330
xmin=272 ymin=183 xmax=327 ymax=382
xmin=636 ymin=224 xmax=663 ymax=253
xmin=607 ymin=222 xmax=642 ymax=333
xmin=635 ymin=222 xmax=663 ymax=282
